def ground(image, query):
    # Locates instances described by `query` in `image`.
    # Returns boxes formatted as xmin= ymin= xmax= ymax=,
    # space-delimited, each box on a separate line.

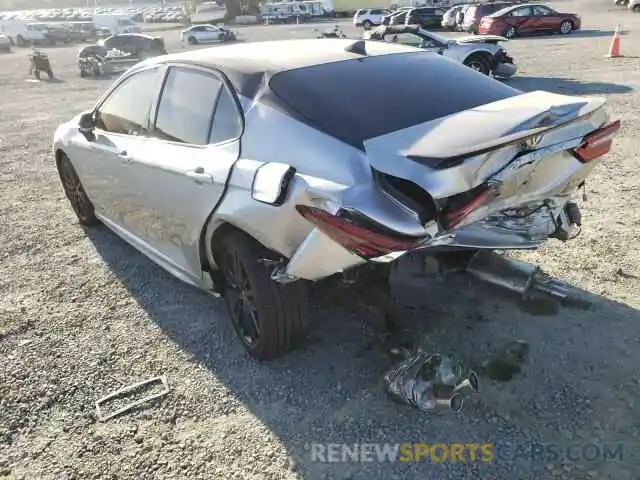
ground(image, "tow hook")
xmin=550 ymin=202 xmax=582 ymax=241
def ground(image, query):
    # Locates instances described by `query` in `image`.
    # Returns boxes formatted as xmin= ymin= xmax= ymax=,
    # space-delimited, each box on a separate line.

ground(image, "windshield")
xmin=419 ymin=28 xmax=449 ymax=44
xmin=269 ymin=51 xmax=521 ymax=148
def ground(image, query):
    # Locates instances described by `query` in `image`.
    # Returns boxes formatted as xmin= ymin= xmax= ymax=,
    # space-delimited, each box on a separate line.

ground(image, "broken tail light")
xmin=443 ymin=184 xmax=495 ymax=230
xmin=572 ymin=120 xmax=621 ymax=163
xmin=295 ymin=205 xmax=426 ymax=259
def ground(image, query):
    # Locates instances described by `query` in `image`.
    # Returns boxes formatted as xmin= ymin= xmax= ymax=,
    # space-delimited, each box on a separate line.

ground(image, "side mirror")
xmin=251 ymin=162 xmax=297 ymax=206
xmin=79 ymin=111 xmax=95 ymax=140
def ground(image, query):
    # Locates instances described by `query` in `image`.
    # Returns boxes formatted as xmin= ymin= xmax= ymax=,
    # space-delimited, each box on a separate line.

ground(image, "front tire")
xmin=56 ymin=153 xmax=100 ymax=226
xmin=217 ymin=230 xmax=309 ymax=361
xmin=559 ymin=20 xmax=573 ymax=34
xmin=362 ymin=19 xmax=373 ymax=29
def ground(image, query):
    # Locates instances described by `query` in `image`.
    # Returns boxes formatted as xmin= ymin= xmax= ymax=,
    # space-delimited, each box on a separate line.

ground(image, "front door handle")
xmin=186 ymin=167 xmax=214 ymax=184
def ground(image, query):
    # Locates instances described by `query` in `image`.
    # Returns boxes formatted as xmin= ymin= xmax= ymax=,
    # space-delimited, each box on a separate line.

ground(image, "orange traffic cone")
xmin=607 ymin=24 xmax=622 ymax=58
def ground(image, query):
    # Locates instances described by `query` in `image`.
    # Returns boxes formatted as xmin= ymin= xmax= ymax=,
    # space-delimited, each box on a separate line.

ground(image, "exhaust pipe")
xmin=453 ymin=371 xmax=480 ymax=394
xmin=464 ymin=250 xmax=569 ymax=300
xmin=431 ymin=384 xmax=465 ymax=411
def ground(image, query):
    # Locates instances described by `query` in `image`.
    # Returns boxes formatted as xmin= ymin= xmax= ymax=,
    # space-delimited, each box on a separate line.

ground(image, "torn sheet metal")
xmin=95 ymin=375 xmax=169 ymax=422
xmin=384 ymin=351 xmax=479 ymax=413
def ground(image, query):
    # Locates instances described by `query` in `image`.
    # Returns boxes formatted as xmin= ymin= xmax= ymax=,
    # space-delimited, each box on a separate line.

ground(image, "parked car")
xmin=403 ymin=6 xmax=446 ymax=28
xmin=461 ymin=1 xmax=515 ymax=34
xmin=180 ymin=24 xmax=237 ymax=45
xmin=53 ymin=39 xmax=619 ymax=360
xmin=0 ymin=33 xmax=11 ymax=52
xmin=98 ymin=33 xmax=167 ymax=58
xmin=628 ymin=0 xmax=640 ymax=11
xmin=615 ymin=0 xmax=629 ymax=6
xmin=381 ymin=8 xmax=410 ymax=25
xmin=353 ymin=8 xmax=391 ymax=28
xmin=364 ymin=25 xmax=517 ymax=77
xmin=441 ymin=4 xmax=466 ymax=30
xmin=479 ymin=3 xmax=581 ymax=38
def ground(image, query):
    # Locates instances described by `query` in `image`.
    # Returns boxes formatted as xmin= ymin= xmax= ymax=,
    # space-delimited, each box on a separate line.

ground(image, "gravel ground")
xmin=1 ymin=1 xmax=640 ymax=479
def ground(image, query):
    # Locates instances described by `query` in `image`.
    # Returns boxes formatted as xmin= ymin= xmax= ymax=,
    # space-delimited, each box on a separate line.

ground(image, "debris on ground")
xmin=95 ymin=375 xmax=170 ymax=422
xmin=384 ymin=349 xmax=479 ymax=413
xmin=481 ymin=340 xmax=530 ymax=382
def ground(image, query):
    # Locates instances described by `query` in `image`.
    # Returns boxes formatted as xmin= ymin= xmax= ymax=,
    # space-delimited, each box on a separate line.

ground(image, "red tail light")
xmin=295 ymin=205 xmax=426 ymax=259
xmin=572 ymin=120 xmax=620 ymax=163
xmin=443 ymin=185 xmax=495 ymax=230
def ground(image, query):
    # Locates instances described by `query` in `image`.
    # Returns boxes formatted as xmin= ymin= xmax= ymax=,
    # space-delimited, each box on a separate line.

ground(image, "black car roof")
xmin=139 ymin=38 xmax=420 ymax=96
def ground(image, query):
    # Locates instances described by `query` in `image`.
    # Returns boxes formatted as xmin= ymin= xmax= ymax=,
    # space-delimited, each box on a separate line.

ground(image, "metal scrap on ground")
xmin=95 ymin=375 xmax=170 ymax=422
xmin=384 ymin=350 xmax=479 ymax=413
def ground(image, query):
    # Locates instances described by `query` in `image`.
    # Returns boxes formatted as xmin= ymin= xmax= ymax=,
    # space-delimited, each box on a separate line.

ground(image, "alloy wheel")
xmin=222 ymin=249 xmax=261 ymax=347
xmin=560 ymin=21 xmax=572 ymax=34
xmin=59 ymin=158 xmax=93 ymax=221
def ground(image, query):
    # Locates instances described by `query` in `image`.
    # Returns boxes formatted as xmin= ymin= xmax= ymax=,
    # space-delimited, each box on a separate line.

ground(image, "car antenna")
xmin=344 ymin=39 xmax=367 ymax=56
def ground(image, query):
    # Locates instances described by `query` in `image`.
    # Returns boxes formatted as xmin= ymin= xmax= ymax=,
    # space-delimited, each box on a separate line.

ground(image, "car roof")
xmin=142 ymin=38 xmax=419 ymax=77
xmin=372 ymin=24 xmax=422 ymax=34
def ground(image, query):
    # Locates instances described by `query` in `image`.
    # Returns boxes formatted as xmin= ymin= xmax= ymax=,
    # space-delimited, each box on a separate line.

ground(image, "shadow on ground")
xmin=512 ymin=29 xmax=628 ymax=40
xmin=86 ymin=227 xmax=640 ymax=479
xmin=507 ymin=76 xmax=633 ymax=95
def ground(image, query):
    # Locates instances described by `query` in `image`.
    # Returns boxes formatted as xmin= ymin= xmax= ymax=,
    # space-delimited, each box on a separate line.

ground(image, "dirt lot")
xmin=1 ymin=1 xmax=640 ymax=479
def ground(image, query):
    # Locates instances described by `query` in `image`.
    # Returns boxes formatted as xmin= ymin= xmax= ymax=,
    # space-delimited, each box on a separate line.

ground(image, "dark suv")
xmin=402 ymin=7 xmax=446 ymax=28
xmin=99 ymin=33 xmax=167 ymax=59
xmin=461 ymin=2 xmax=516 ymax=33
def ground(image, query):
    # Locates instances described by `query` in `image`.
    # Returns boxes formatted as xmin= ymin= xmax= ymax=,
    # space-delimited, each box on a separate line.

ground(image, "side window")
xmin=533 ymin=6 xmax=552 ymax=15
xmin=153 ymin=67 xmax=223 ymax=145
xmin=209 ymin=86 xmax=243 ymax=144
xmin=95 ymin=68 xmax=161 ymax=136
xmin=509 ymin=7 xmax=532 ymax=17
xmin=384 ymin=32 xmax=423 ymax=47
xmin=370 ymin=9 xmax=382 ymax=15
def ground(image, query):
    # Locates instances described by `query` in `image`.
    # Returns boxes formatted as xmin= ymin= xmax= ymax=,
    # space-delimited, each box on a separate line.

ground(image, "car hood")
xmin=455 ymin=34 xmax=508 ymax=44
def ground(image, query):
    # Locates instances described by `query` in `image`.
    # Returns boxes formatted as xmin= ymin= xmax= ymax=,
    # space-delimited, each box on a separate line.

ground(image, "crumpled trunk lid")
xmin=363 ymin=90 xmax=607 ymax=197
xmin=456 ymin=34 xmax=508 ymax=44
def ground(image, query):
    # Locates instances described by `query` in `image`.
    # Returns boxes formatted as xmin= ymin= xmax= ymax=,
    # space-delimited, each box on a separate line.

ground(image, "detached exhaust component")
xmin=295 ymin=205 xmax=428 ymax=260
xmin=465 ymin=250 xmax=569 ymax=300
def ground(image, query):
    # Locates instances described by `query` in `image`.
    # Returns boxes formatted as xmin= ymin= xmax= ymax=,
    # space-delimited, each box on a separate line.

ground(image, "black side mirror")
xmin=79 ymin=111 xmax=95 ymax=140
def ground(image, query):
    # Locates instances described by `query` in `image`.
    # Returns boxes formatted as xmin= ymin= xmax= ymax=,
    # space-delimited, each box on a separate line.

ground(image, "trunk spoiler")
xmin=408 ymin=100 xmax=607 ymax=170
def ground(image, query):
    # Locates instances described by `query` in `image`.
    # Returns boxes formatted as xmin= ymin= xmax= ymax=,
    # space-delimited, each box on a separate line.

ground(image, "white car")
xmin=353 ymin=8 xmax=391 ymax=28
xmin=629 ymin=0 xmax=640 ymax=11
xmin=180 ymin=24 xmax=236 ymax=45
xmin=0 ymin=33 xmax=11 ymax=51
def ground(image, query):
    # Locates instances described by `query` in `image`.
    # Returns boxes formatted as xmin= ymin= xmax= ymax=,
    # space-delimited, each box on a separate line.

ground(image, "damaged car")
xmin=53 ymin=39 xmax=620 ymax=360
xmin=363 ymin=24 xmax=517 ymax=78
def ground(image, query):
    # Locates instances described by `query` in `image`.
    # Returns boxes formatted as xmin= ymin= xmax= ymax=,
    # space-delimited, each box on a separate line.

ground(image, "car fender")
xmin=203 ymin=158 xmax=348 ymax=272
xmin=460 ymin=44 xmax=498 ymax=64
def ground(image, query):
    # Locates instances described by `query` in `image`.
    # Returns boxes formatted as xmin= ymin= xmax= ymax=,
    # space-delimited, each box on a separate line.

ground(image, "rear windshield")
xmin=269 ymin=52 xmax=521 ymax=147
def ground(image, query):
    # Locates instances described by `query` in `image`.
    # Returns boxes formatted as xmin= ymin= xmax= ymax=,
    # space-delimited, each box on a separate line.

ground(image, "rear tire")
xmin=187 ymin=36 xmax=197 ymax=45
xmin=503 ymin=26 xmax=517 ymax=38
xmin=464 ymin=54 xmax=491 ymax=75
xmin=56 ymin=153 xmax=100 ymax=226
xmin=216 ymin=230 xmax=310 ymax=361
xmin=363 ymin=19 xmax=373 ymax=28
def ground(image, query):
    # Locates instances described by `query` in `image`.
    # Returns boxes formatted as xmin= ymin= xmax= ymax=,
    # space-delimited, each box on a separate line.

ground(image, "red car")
xmin=478 ymin=3 xmax=581 ymax=38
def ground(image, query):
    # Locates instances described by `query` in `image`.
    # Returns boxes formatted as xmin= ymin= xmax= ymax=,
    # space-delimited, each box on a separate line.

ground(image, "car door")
xmin=67 ymin=66 xmax=165 ymax=227
xmin=506 ymin=6 xmax=534 ymax=34
xmin=530 ymin=5 xmax=560 ymax=32
xmin=123 ymin=65 xmax=243 ymax=278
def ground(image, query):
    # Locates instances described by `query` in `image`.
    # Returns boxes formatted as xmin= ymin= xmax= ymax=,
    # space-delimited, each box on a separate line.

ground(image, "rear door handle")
xmin=186 ymin=168 xmax=214 ymax=184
